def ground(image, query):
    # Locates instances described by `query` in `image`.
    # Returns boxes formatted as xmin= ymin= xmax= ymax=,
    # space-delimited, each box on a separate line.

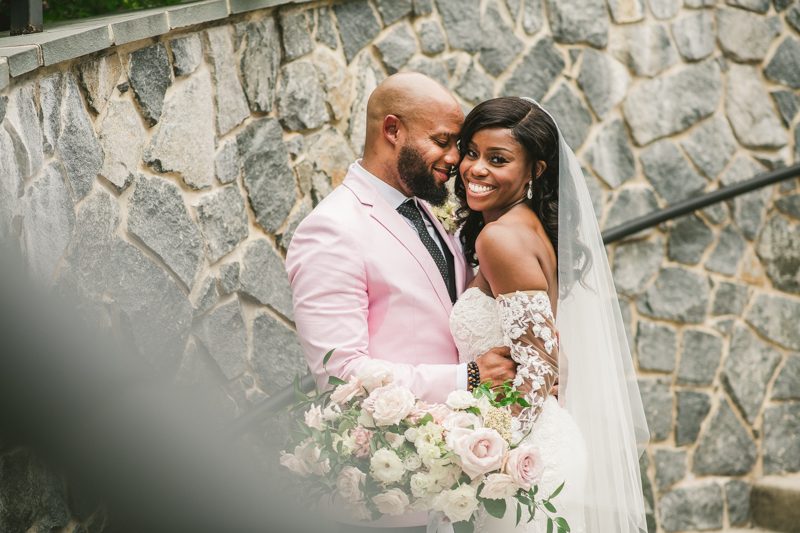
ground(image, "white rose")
xmin=416 ymin=441 xmax=442 ymax=466
xmin=372 ymin=488 xmax=409 ymax=516
xmin=279 ymin=449 xmax=312 ymax=477
xmin=385 ymin=432 xmax=405 ymax=449
xmin=429 ymin=463 xmax=460 ymax=489
xmin=410 ymin=472 xmax=435 ymax=498
xmin=322 ymin=404 xmax=342 ymax=422
xmin=446 ymin=390 xmax=477 ymax=410
xmin=370 ymin=448 xmax=405 ymax=483
xmin=476 ymin=396 xmax=493 ymax=417
xmin=336 ymin=466 xmax=366 ymax=504
xmin=404 ymin=427 xmax=419 ymax=442
xmin=441 ymin=411 xmax=483 ymax=432
xmin=297 ymin=443 xmax=331 ymax=476
xmin=404 ymin=453 xmax=423 ymax=471
xmin=433 ymin=484 xmax=480 ymax=523
xmin=347 ymin=501 xmax=372 ymax=521
xmin=480 ymin=473 xmax=519 ymax=500
xmin=359 ymin=360 xmax=395 ymax=392
xmin=363 ymin=383 xmax=416 ymax=426
xmin=304 ymin=404 xmax=323 ymax=431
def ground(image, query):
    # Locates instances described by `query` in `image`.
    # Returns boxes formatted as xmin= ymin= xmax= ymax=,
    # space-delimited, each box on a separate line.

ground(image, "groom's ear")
xmin=383 ymin=115 xmax=403 ymax=146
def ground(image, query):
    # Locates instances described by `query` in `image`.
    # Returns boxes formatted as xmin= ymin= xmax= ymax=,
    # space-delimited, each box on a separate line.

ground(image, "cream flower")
xmin=480 ymin=473 xmax=519 ymax=500
xmin=336 ymin=466 xmax=366 ymax=504
xmin=385 ymin=432 xmax=405 ymax=449
xmin=370 ymin=448 xmax=405 ymax=483
xmin=331 ymin=375 xmax=364 ymax=405
xmin=433 ymin=484 xmax=480 ymax=523
xmin=304 ymin=404 xmax=323 ymax=431
xmin=373 ymin=488 xmax=409 ymax=516
xmin=446 ymin=390 xmax=478 ymax=410
xmin=430 ymin=463 xmax=460 ymax=489
xmin=359 ymin=360 xmax=395 ymax=392
xmin=357 ymin=409 xmax=376 ymax=428
xmin=505 ymin=445 xmax=544 ymax=490
xmin=279 ymin=448 xmax=312 ymax=477
xmin=404 ymin=453 xmax=423 ymax=471
xmin=322 ymin=404 xmax=342 ymax=422
xmin=363 ymin=383 xmax=416 ymax=426
xmin=447 ymin=428 xmax=508 ymax=480
xmin=410 ymin=472 xmax=436 ymax=498
xmin=332 ymin=433 xmax=356 ymax=456
xmin=297 ymin=444 xmax=331 ymax=476
xmin=404 ymin=427 xmax=419 ymax=442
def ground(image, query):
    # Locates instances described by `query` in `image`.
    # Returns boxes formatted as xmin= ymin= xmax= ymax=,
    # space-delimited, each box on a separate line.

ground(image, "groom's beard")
xmin=397 ymin=143 xmax=449 ymax=207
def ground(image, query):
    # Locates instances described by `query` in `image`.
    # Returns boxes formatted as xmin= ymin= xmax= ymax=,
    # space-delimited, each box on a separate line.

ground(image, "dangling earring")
xmin=527 ymin=179 xmax=533 ymax=200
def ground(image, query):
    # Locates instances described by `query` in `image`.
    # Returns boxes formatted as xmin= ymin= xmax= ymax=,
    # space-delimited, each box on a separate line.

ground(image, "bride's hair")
xmin=455 ymin=97 xmax=561 ymax=268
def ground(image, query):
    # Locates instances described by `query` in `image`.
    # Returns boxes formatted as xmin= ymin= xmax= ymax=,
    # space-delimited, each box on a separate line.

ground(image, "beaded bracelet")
xmin=467 ymin=361 xmax=480 ymax=391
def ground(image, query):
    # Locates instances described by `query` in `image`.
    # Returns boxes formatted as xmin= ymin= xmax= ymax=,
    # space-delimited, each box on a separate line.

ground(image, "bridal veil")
xmin=521 ymin=97 xmax=650 ymax=533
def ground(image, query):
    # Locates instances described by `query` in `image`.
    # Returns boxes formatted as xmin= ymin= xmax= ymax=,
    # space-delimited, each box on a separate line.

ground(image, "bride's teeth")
xmin=469 ymin=182 xmax=495 ymax=194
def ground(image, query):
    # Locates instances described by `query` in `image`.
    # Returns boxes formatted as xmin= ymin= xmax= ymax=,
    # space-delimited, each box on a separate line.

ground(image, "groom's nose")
xmin=443 ymin=144 xmax=460 ymax=166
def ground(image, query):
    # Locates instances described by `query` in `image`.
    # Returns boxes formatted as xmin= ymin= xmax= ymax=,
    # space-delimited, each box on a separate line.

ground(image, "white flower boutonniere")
xmin=431 ymin=200 xmax=459 ymax=234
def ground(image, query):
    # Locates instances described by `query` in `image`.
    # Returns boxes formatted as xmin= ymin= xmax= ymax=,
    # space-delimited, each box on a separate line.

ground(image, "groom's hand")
xmin=475 ymin=347 xmax=516 ymax=388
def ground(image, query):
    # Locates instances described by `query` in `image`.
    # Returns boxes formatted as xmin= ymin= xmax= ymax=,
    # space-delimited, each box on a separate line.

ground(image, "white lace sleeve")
xmin=496 ymin=291 xmax=558 ymax=443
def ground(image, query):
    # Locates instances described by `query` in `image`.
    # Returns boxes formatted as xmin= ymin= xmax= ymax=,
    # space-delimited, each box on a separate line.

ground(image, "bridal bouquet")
xmin=278 ymin=354 xmax=570 ymax=533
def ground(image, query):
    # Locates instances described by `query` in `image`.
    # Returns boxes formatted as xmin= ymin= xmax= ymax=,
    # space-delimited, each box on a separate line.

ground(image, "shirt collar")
xmin=354 ymin=160 xmax=411 ymax=210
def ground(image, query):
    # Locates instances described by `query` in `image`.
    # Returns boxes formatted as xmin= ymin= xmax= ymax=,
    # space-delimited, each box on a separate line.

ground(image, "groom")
xmin=286 ymin=72 xmax=515 ymax=411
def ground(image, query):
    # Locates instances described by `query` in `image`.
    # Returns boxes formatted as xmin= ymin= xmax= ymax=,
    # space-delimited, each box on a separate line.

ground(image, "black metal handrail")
xmin=227 ymin=162 xmax=800 ymax=439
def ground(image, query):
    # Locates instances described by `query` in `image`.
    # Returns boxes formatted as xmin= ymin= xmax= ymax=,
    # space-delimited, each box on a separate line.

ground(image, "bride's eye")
xmin=489 ymin=155 xmax=508 ymax=165
xmin=466 ymin=149 xmax=478 ymax=158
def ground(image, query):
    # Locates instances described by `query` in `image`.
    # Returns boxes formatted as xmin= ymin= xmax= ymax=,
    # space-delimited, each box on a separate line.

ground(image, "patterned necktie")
xmin=397 ymin=199 xmax=449 ymax=286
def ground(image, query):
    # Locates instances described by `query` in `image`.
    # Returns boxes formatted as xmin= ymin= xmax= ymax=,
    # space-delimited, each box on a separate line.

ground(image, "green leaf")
xmin=328 ymin=376 xmax=347 ymax=387
xmin=483 ymin=497 xmax=507 ymax=519
xmin=466 ymin=406 xmax=481 ymax=417
xmin=547 ymin=517 xmax=553 ymax=533
xmin=544 ymin=501 xmax=556 ymax=513
xmin=516 ymin=503 xmax=522 ymax=527
xmin=323 ymin=349 xmax=335 ymax=367
xmin=550 ymin=481 xmax=565 ymax=500
xmin=453 ymin=520 xmax=475 ymax=533
xmin=532 ymin=486 xmax=538 ymax=496
xmin=555 ymin=517 xmax=570 ymax=532
xmin=517 ymin=398 xmax=532 ymax=407
xmin=417 ymin=413 xmax=433 ymax=426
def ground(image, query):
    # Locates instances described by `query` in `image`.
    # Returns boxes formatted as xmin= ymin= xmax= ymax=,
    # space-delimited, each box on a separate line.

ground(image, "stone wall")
xmin=1 ymin=0 xmax=800 ymax=531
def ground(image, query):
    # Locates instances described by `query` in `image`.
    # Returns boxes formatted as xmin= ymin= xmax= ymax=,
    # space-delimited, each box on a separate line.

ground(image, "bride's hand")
xmin=475 ymin=347 xmax=515 ymax=388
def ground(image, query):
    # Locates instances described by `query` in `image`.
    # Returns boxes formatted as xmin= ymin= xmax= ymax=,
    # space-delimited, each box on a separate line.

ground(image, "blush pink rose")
xmin=448 ymin=427 xmax=508 ymax=480
xmin=362 ymin=383 xmax=416 ymax=426
xmin=331 ymin=375 xmax=364 ymax=405
xmin=407 ymin=402 xmax=451 ymax=424
xmin=505 ymin=445 xmax=544 ymax=490
xmin=352 ymin=425 xmax=373 ymax=459
xmin=441 ymin=411 xmax=483 ymax=432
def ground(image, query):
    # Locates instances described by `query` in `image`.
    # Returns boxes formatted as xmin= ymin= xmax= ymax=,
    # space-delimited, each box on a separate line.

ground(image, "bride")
xmin=448 ymin=97 xmax=650 ymax=533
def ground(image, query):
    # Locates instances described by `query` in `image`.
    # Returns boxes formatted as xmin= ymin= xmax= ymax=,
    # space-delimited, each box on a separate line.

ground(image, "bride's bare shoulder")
xmin=475 ymin=218 xmax=550 ymax=295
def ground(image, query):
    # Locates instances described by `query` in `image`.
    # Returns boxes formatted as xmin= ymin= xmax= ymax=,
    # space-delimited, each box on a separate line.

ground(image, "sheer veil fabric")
xmin=520 ymin=97 xmax=650 ymax=533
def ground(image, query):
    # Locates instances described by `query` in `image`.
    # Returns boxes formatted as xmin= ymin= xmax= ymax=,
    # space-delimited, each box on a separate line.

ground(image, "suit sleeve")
xmin=285 ymin=212 xmax=458 ymax=404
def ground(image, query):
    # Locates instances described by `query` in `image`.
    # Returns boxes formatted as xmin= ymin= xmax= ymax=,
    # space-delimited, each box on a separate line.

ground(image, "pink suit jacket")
xmin=286 ymin=163 xmax=471 ymax=406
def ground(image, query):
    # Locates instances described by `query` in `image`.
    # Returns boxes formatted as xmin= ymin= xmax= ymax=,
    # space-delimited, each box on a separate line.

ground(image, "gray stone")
xmin=659 ymin=484 xmax=724 ymax=532
xmin=251 ymin=309 xmax=308 ymax=390
xmin=605 ymin=186 xmax=659 ymax=239
xmin=279 ymin=7 xmax=314 ymax=62
xmin=677 ymin=329 xmax=723 ymax=386
xmin=756 ymin=153 xmax=788 ymax=171
xmin=702 ymin=201 xmax=729 ymax=225
xmin=788 ymin=2 xmax=800 ymax=31
xmin=609 ymin=23 xmax=677 ymax=78
xmin=317 ymin=6 xmax=339 ymax=50
xmin=98 ymin=100 xmax=146 ymax=193
xmin=583 ymin=118 xmax=636 ymax=188
xmin=128 ymin=174 xmax=205 ymax=290
xmin=406 ymin=57 xmax=450 ymax=88
xmin=77 ymin=53 xmax=122 ymax=114
xmin=727 ymin=64 xmax=787 ymax=150
xmin=584 ymin=169 xmax=605 ymax=221
xmin=577 ymin=49 xmax=631 ymax=120
xmin=726 ymin=479 xmax=751 ymax=526
xmin=762 ymin=402 xmax=800 ymax=474
xmin=106 ymin=238 xmax=192 ymax=371
xmin=671 ymin=11 xmax=715 ymax=61
xmin=681 ymin=116 xmax=737 ymax=179
xmin=637 ymin=267 xmax=710 ymax=323
xmin=240 ymin=239 xmax=294 ymax=319
xmin=641 ymin=140 xmax=707 ymax=205
xmin=375 ymin=24 xmax=417 ymax=75
xmin=771 ymin=90 xmax=800 ymax=127
xmin=776 ymin=0 xmax=795 ymax=11
xmin=348 ymin=54 xmax=386 ymax=155
xmin=541 ymin=82 xmax=592 ymax=150
xmin=4 ymin=83 xmax=43 ymax=179
xmin=193 ymin=296 xmax=248 ymax=380
xmin=694 ymin=399 xmax=758 ymax=475
xmin=640 ymin=452 xmax=657 ymax=533
xmin=667 ymin=215 xmax=714 ymax=264
xmin=127 ymin=43 xmax=173 ymax=126
xmin=676 ymin=390 xmax=711 ymax=446
xmin=204 ymin=26 xmax=250 ymax=136
xmin=647 ymin=0 xmax=680 ymax=19
xmin=241 ymin=17 xmax=282 ymax=113
xmin=419 ymin=21 xmax=446 ymax=55
xmin=756 ymin=213 xmax=800 ymax=294
xmin=479 ymin=2 xmax=524 ymax=76
xmin=796 ymin=125 xmax=800 ymax=166
xmin=623 ymin=60 xmax=721 ymax=146
xmin=712 ymin=280 xmax=748 ymax=316
xmin=143 ymin=72 xmax=215 ymax=190
xmin=334 ymin=0 xmax=382 ymax=63
xmin=310 ymin=50 xmax=355 ymax=121
xmin=195 ymin=184 xmax=249 ymax=264
xmin=38 ymin=72 xmax=62 ymax=157
xmin=765 ymin=36 xmax=800 ymax=90
xmin=522 ymin=0 xmax=543 ymax=34
xmin=612 ymin=234 xmax=664 ymax=296
xmin=278 ymin=194 xmax=313 ymax=251
xmin=655 ymin=450 xmax=686 ymax=492
xmin=728 ymin=0 xmax=770 ymax=12
xmin=57 ymin=73 xmax=103 ymax=201
xmin=607 ymin=0 xmax=645 ymax=23
xmin=305 ymin=127 xmax=354 ymax=188
xmin=638 ymin=378 xmax=673 ymax=441
xmin=189 ymin=272 xmax=219 ymax=317
xmin=455 ymin=61 xmax=494 ymax=104
xmin=636 ymin=320 xmax=677 ymax=372
xmin=720 ymin=156 xmax=771 ymax=240
xmin=773 ymin=353 xmax=800 ymax=400
xmin=277 ymin=61 xmax=330 ymax=132
xmin=0 ymin=449 xmax=43 ymax=532
xmin=376 ymin=0 xmax=412 ymax=25
xmin=545 ymin=0 xmax=609 ymax=48
xmin=0 ymin=128 xmax=24 ymax=241
xmin=36 ymin=467 xmax=69 ymax=533
xmin=436 ymin=0 xmax=481 ymax=53
xmin=219 ymin=262 xmax=240 ymax=294
xmin=779 ymin=185 xmax=800 ymax=202
xmin=215 ymin=140 xmax=240 ymax=185
xmin=20 ymin=162 xmax=75 ymax=286
xmin=723 ymin=325 xmax=782 ymax=424
xmin=746 ymin=293 xmax=800 ymax=351
xmin=238 ymin=118 xmax=298 ymax=233
xmin=170 ymin=33 xmax=203 ymax=76
xmin=717 ymin=8 xmax=781 ymax=63
xmin=413 ymin=0 xmax=434 ymax=15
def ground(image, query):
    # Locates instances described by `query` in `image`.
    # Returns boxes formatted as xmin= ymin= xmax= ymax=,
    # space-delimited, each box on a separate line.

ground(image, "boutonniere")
xmin=431 ymin=199 xmax=459 ymax=234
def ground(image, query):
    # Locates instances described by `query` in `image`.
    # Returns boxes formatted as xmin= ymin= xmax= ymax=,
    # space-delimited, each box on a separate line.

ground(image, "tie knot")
xmin=397 ymin=199 xmax=422 ymax=221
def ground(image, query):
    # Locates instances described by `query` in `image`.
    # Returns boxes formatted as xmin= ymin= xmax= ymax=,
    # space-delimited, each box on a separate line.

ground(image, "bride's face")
xmin=459 ymin=127 xmax=534 ymax=215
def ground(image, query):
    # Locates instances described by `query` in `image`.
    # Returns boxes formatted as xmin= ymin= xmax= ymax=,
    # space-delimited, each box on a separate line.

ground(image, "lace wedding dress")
xmin=450 ymin=287 xmax=587 ymax=533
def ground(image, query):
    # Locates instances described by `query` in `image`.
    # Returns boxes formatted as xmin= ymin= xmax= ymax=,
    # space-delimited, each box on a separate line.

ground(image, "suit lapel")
xmin=419 ymin=201 xmax=467 ymax=297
